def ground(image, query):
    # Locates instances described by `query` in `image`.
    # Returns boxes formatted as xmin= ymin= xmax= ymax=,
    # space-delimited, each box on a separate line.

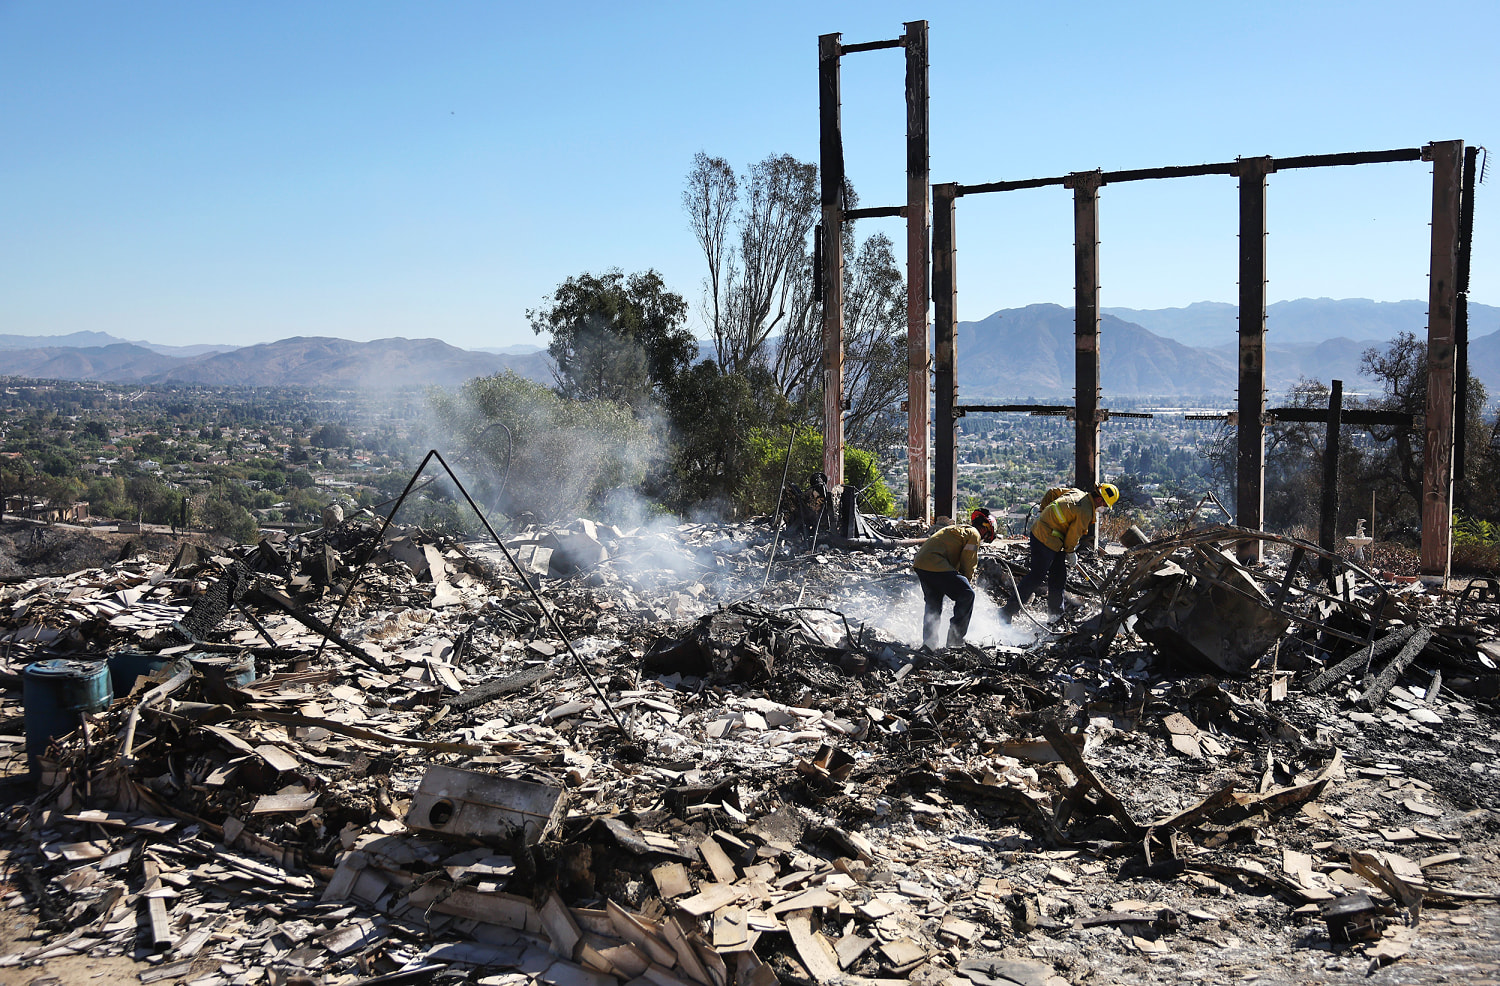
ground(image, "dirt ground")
xmin=0 ymin=518 xmax=210 ymax=580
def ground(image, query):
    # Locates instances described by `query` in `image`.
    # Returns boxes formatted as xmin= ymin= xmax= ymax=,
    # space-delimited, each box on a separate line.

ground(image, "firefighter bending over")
xmin=912 ymin=508 xmax=996 ymax=650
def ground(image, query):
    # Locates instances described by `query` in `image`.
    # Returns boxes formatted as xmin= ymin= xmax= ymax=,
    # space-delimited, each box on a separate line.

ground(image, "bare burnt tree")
xmin=683 ymin=153 xmax=818 ymax=374
xmin=683 ymin=155 xmax=907 ymax=461
xmin=723 ymin=154 xmax=820 ymax=374
xmin=840 ymin=232 xmax=908 ymax=452
xmin=683 ymin=153 xmax=737 ymax=369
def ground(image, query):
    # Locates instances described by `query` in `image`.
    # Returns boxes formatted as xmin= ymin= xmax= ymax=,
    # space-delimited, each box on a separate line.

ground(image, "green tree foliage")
xmin=743 ymin=425 xmax=894 ymax=518
xmin=528 ymin=269 xmax=694 ymax=409
xmin=429 ymin=372 xmax=660 ymax=523
xmin=311 ymin=423 xmax=352 ymax=448
xmin=200 ymin=498 xmax=258 ymax=542
xmin=660 ymin=361 xmax=793 ymax=515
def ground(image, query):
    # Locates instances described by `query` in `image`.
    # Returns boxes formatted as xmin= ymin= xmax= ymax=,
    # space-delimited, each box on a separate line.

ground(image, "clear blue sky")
xmin=2 ymin=1 xmax=1496 ymax=350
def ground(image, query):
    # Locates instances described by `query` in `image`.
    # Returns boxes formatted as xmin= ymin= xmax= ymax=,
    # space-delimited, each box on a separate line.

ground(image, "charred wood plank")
xmin=1305 ymin=625 xmax=1415 ymax=694
xmin=1359 ymin=627 xmax=1435 ymax=710
xmin=445 ymin=664 xmax=555 ymax=712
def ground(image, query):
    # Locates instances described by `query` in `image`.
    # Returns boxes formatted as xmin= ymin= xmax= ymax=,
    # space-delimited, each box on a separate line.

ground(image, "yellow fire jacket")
xmin=913 ymin=524 xmax=980 ymax=580
xmin=1031 ymin=488 xmax=1096 ymax=552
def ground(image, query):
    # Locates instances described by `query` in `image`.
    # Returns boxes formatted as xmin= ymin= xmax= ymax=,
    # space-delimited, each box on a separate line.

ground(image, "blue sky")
xmin=2 ymin=1 xmax=1496 ymax=350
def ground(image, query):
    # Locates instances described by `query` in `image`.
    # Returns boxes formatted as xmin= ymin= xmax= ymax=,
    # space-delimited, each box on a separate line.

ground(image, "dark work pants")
xmin=1007 ymin=533 xmax=1067 ymax=614
xmin=916 ymin=569 xmax=975 ymax=649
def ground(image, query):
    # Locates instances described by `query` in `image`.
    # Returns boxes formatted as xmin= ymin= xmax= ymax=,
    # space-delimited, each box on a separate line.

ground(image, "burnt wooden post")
xmin=903 ymin=20 xmax=931 ymax=521
xmin=1068 ymin=170 xmax=1103 ymax=553
xmin=818 ymin=32 xmax=846 ymax=485
xmin=1067 ymin=171 xmax=1103 ymax=486
xmin=1454 ymin=145 xmax=1478 ymax=484
xmin=1318 ymin=379 xmax=1344 ymax=580
xmin=1420 ymin=139 xmax=1463 ymax=581
xmin=932 ymin=182 xmax=958 ymax=522
xmin=1236 ymin=156 xmax=1274 ymax=562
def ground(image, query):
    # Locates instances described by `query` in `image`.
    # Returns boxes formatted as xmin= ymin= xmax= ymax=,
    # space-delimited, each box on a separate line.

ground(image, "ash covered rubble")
xmin=0 ymin=501 xmax=1498 ymax=986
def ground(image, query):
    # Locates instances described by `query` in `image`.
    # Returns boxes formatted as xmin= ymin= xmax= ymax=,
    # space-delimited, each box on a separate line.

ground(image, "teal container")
xmin=108 ymin=651 xmax=171 ymax=697
xmin=188 ymin=653 xmax=257 ymax=688
xmin=24 ymin=659 xmax=113 ymax=776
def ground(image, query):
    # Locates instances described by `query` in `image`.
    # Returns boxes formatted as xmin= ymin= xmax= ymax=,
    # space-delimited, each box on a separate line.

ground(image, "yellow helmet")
xmin=1096 ymin=483 xmax=1120 ymax=508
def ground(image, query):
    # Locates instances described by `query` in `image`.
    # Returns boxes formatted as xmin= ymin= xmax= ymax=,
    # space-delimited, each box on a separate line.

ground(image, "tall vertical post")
xmin=818 ymin=33 xmax=846 ymax=485
xmin=1068 ymin=171 xmax=1103 ymax=495
xmin=1420 ymin=139 xmax=1463 ymax=581
xmin=903 ymin=20 xmax=931 ymax=521
xmin=1235 ymin=157 xmax=1273 ymax=562
xmin=1318 ymin=380 xmax=1343 ymax=580
xmin=1454 ymin=145 xmax=1478 ymax=484
xmin=932 ymin=183 xmax=958 ymax=522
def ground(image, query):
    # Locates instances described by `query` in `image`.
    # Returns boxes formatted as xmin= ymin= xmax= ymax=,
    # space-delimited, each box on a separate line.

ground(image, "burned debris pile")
xmin=1 ymin=511 xmax=1498 ymax=985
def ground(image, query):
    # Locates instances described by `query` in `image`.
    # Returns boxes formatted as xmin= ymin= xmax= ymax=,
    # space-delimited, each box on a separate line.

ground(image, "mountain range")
xmin=0 ymin=298 xmax=1494 ymax=399
xmin=0 ymin=336 xmax=553 ymax=389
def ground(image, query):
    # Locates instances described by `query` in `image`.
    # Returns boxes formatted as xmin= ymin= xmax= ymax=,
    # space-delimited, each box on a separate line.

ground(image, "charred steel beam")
xmin=955 ymin=404 xmax=1071 ymax=414
xmin=1268 ymin=408 xmax=1415 ymax=428
xmin=905 ymin=19 xmax=931 ymax=522
xmin=840 ymin=37 xmax=904 ymax=53
xmin=1420 ymin=140 xmax=1463 ymax=581
xmin=955 ymin=147 xmax=1421 ymax=197
xmin=1069 ymin=171 xmax=1103 ymax=508
xmin=932 ymin=182 xmax=958 ymax=521
xmin=1455 ymin=145 xmax=1479 ymax=483
xmin=819 ymin=33 xmax=846 ymax=484
xmin=958 ymin=176 xmax=1068 ymax=196
xmin=1318 ymin=380 xmax=1344 ymax=580
xmin=1272 ymin=147 xmax=1423 ymax=170
xmin=1236 ymin=156 xmax=1273 ymax=563
xmin=846 ymin=205 xmax=907 ymax=220
xmin=1100 ymin=162 xmax=1237 ymax=183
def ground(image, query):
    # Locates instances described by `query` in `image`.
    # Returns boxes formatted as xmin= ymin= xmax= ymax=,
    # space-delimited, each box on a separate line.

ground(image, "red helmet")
xmin=970 ymin=508 xmax=996 ymax=544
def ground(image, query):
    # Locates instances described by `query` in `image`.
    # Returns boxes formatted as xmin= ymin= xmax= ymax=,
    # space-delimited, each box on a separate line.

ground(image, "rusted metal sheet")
xmin=405 ymin=765 xmax=566 ymax=844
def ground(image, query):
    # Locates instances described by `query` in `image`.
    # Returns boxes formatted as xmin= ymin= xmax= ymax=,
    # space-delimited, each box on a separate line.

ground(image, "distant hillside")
xmin=0 ymin=337 xmax=553 ymax=388
xmin=1106 ymin=298 xmax=1500 ymax=348
xmin=1 ymin=301 xmax=1495 ymax=399
xmin=956 ymin=305 xmax=1235 ymax=399
xmin=0 ymin=331 xmax=236 ymax=358
xmin=0 ymin=343 xmax=182 ymax=382
xmin=958 ymin=304 xmax=1500 ymax=400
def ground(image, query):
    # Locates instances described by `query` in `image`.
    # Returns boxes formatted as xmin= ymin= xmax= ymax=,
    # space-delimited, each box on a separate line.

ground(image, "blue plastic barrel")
xmin=108 ymin=651 xmax=171 ymax=697
xmin=24 ymin=659 xmax=113 ymax=776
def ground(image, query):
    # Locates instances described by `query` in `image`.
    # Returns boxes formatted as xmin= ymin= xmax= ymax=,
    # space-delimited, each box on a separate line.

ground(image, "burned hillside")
xmin=0 ymin=499 xmax=1498 ymax=986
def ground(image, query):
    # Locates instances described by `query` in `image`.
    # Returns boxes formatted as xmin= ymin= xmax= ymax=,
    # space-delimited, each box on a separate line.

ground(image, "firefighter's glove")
xmin=1065 ymin=552 xmax=1078 ymax=570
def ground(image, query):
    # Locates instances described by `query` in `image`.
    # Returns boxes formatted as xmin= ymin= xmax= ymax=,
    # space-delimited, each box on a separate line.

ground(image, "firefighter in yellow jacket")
xmin=1002 ymin=483 xmax=1118 ymax=621
xmin=913 ymin=508 xmax=996 ymax=650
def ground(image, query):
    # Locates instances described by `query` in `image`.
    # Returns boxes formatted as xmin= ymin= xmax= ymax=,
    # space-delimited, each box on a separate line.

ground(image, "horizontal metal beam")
xmin=956 ymin=403 xmax=1070 ymax=414
xmin=958 ymin=176 xmax=1068 ymax=196
xmin=845 ymin=205 xmax=907 ymax=220
xmin=840 ymin=38 xmax=904 ymax=54
xmin=1274 ymin=147 xmax=1422 ymax=171
xmin=1103 ymin=162 xmax=1237 ymax=183
xmin=1268 ymin=408 xmax=1415 ymax=428
xmin=957 ymin=146 xmax=1426 ymax=198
